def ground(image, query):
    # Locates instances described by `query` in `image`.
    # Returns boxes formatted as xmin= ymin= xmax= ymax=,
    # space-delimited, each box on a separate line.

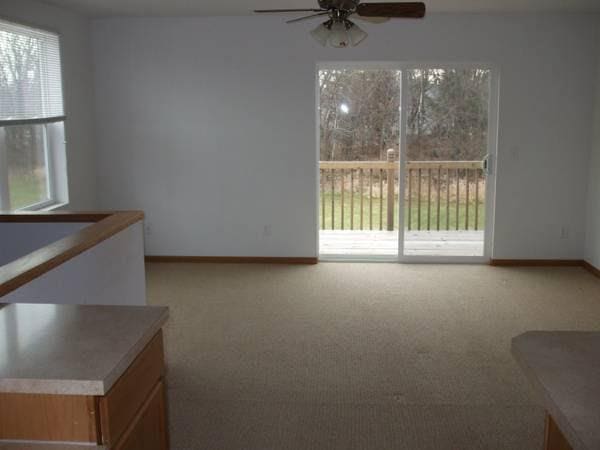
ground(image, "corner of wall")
xmin=584 ymin=22 xmax=600 ymax=269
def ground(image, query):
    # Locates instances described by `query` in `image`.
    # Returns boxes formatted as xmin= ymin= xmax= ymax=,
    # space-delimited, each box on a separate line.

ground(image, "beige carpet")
xmin=146 ymin=263 xmax=600 ymax=450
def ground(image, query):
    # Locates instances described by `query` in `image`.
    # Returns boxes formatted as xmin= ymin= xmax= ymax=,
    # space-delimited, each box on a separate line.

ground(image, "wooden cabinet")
xmin=99 ymin=331 xmax=165 ymax=446
xmin=112 ymin=381 xmax=168 ymax=450
xmin=544 ymin=414 xmax=573 ymax=450
xmin=0 ymin=330 xmax=168 ymax=449
xmin=0 ymin=393 xmax=98 ymax=442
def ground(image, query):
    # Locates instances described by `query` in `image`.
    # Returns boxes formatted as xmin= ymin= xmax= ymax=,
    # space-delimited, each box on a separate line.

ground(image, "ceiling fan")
xmin=254 ymin=1 xmax=425 ymax=48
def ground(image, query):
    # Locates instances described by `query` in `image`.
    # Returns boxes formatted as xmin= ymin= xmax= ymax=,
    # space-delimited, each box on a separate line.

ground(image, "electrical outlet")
xmin=263 ymin=225 xmax=272 ymax=237
xmin=145 ymin=223 xmax=153 ymax=236
xmin=560 ymin=226 xmax=569 ymax=239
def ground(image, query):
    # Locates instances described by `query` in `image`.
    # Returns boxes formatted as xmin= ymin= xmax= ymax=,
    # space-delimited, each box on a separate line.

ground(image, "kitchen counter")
xmin=0 ymin=303 xmax=169 ymax=448
xmin=0 ymin=303 xmax=168 ymax=396
xmin=512 ymin=331 xmax=600 ymax=450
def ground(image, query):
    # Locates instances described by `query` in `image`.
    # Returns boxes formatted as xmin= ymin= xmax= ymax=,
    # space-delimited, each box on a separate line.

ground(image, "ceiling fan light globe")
xmin=347 ymin=22 xmax=368 ymax=46
xmin=310 ymin=23 xmax=330 ymax=46
xmin=328 ymin=20 xmax=351 ymax=48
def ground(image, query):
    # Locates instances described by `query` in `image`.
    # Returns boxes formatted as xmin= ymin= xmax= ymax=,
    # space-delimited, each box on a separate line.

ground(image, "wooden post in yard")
xmin=386 ymin=149 xmax=396 ymax=231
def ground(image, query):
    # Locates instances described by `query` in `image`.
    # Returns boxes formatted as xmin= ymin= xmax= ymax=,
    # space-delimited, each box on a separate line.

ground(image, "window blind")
xmin=0 ymin=19 xmax=64 ymax=125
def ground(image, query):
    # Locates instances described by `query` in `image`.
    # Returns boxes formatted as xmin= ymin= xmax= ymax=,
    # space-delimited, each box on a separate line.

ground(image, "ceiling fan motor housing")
xmin=318 ymin=0 xmax=360 ymax=11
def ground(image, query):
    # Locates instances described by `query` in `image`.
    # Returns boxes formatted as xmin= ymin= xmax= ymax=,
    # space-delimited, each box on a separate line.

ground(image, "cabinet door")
xmin=0 ymin=393 xmax=99 ymax=443
xmin=99 ymin=331 xmax=165 ymax=446
xmin=112 ymin=380 xmax=168 ymax=450
xmin=544 ymin=414 xmax=573 ymax=450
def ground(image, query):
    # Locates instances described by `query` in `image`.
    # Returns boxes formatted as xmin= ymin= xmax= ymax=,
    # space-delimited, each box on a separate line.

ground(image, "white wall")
xmin=0 ymin=222 xmax=90 ymax=266
xmin=0 ymin=0 xmax=97 ymax=210
xmin=92 ymin=14 xmax=598 ymax=259
xmin=3 ymin=222 xmax=146 ymax=305
xmin=584 ymin=23 xmax=600 ymax=269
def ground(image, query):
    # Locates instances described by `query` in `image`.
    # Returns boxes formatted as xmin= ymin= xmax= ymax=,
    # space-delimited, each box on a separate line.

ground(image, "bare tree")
xmin=319 ymin=68 xmax=490 ymax=162
xmin=0 ymin=31 xmax=44 ymax=173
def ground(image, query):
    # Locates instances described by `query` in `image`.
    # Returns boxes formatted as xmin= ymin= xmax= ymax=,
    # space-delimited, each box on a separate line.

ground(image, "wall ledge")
xmin=0 ymin=211 xmax=144 ymax=297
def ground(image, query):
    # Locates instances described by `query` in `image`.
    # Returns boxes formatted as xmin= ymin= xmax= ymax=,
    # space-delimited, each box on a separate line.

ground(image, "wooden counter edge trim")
xmin=0 ymin=211 xmax=144 ymax=297
xmin=145 ymin=256 xmax=318 ymax=265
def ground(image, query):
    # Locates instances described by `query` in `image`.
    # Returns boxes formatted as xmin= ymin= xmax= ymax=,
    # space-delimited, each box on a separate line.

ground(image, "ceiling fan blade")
xmin=354 ymin=15 xmax=390 ymax=24
xmin=286 ymin=12 xmax=330 ymax=23
xmin=356 ymin=2 xmax=426 ymax=18
xmin=254 ymin=8 xmax=325 ymax=13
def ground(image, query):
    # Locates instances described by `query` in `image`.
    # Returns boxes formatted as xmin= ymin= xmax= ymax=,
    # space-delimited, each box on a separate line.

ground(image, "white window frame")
xmin=0 ymin=17 xmax=68 ymax=212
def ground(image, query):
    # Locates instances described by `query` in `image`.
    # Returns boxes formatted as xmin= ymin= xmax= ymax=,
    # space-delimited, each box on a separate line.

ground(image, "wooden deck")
xmin=319 ymin=230 xmax=484 ymax=257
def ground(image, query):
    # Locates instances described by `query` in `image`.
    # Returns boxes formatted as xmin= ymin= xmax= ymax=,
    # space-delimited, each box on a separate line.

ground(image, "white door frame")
xmin=316 ymin=61 xmax=405 ymax=262
xmin=397 ymin=63 xmax=499 ymax=263
xmin=316 ymin=62 xmax=500 ymax=264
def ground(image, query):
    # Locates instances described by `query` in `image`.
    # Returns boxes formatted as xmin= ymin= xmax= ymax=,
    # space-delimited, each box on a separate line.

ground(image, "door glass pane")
xmin=403 ymin=68 xmax=491 ymax=257
xmin=4 ymin=124 xmax=50 ymax=209
xmin=318 ymin=68 xmax=401 ymax=258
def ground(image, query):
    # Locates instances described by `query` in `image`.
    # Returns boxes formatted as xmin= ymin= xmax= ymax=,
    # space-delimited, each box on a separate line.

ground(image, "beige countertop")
xmin=0 ymin=303 xmax=168 ymax=396
xmin=512 ymin=331 xmax=600 ymax=450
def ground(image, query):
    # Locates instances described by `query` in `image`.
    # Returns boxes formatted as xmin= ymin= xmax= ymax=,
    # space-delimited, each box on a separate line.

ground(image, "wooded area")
xmin=0 ymin=30 xmax=45 ymax=172
xmin=0 ymin=29 xmax=49 ymax=208
xmin=318 ymin=68 xmax=490 ymax=162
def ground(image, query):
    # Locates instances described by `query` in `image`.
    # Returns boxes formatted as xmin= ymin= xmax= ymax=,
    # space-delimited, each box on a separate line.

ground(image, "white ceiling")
xmin=40 ymin=0 xmax=600 ymax=17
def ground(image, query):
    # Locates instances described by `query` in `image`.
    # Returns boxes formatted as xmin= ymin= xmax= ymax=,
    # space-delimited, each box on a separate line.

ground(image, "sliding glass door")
xmin=317 ymin=64 xmax=497 ymax=262
xmin=318 ymin=66 xmax=401 ymax=260
xmin=399 ymin=67 xmax=496 ymax=262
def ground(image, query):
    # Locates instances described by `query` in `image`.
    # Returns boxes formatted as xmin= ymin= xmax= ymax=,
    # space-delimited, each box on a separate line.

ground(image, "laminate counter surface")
xmin=0 ymin=303 xmax=168 ymax=395
xmin=512 ymin=331 xmax=600 ymax=450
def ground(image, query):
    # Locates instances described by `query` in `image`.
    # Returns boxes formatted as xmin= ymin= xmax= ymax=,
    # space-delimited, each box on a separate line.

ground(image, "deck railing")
xmin=319 ymin=153 xmax=485 ymax=232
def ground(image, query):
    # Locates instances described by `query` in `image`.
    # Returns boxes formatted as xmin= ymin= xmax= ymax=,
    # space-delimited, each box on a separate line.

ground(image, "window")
xmin=0 ymin=19 xmax=67 ymax=211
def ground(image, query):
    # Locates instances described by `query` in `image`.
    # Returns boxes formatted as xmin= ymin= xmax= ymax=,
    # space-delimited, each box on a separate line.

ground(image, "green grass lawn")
xmin=319 ymin=192 xmax=485 ymax=231
xmin=8 ymin=173 xmax=47 ymax=210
